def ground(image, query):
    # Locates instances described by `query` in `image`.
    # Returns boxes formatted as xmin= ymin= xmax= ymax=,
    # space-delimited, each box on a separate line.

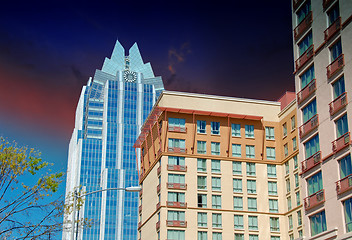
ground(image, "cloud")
xmin=167 ymin=42 xmax=191 ymax=75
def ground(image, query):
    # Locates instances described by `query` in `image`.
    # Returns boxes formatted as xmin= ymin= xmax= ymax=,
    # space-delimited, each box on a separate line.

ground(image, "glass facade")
xmin=64 ymin=40 xmax=164 ymax=240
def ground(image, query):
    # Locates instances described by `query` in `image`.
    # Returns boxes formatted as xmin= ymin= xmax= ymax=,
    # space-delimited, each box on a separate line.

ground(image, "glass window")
xmin=298 ymin=32 xmax=313 ymax=56
xmin=168 ymin=210 xmax=185 ymax=221
xmin=266 ymin=127 xmax=275 ymax=140
xmin=233 ymin=178 xmax=242 ymax=193
xmin=212 ymin=177 xmax=221 ymax=191
xmin=267 ymin=147 xmax=276 ymax=160
xmin=168 ymin=156 xmax=185 ymax=166
xmin=344 ymin=198 xmax=352 ymax=232
xmin=233 ymin=196 xmax=243 ymax=210
xmin=246 ymin=162 xmax=256 ymax=176
xmin=198 ymin=231 xmax=207 ymax=240
xmin=247 ymin=180 xmax=256 ymax=194
xmin=296 ymin=191 xmax=301 ymax=206
xmin=297 ymin=210 xmax=302 ymax=226
xmin=249 ymin=235 xmax=259 ymax=240
xmin=287 ymin=196 xmax=292 ymax=210
xmin=269 ymin=181 xmax=278 ymax=195
xmin=330 ymin=39 xmax=342 ymax=62
xmin=271 ymin=237 xmax=280 ymax=240
xmin=293 ymin=137 xmax=297 ymax=151
xmin=212 ymin=213 xmax=222 ymax=228
xmin=296 ymin=0 xmax=311 ymax=24
xmin=336 ymin=114 xmax=349 ymax=138
xmin=212 ymin=195 xmax=221 ymax=209
xmin=340 ymin=154 xmax=352 ymax=179
xmin=232 ymin=144 xmax=241 ymax=157
xmin=212 ymin=232 xmax=222 ymax=240
xmin=291 ymin=116 xmax=296 ymax=130
xmin=211 ymin=160 xmax=221 ymax=173
xmin=168 ymin=138 xmax=185 ymax=149
xmin=197 ymin=120 xmax=206 ymax=134
xmin=168 ymin=192 xmax=185 ymax=203
xmin=299 ymin=230 xmax=303 ymax=237
xmin=333 ymin=76 xmax=345 ymax=99
xmin=245 ymin=125 xmax=254 ymax=138
xmin=284 ymin=144 xmax=288 ymax=157
xmin=283 ymin=123 xmax=287 ymax=137
xmin=294 ymin=155 xmax=298 ymax=169
xmin=167 ymin=230 xmax=185 ymax=240
xmin=234 ymin=215 xmax=244 ymax=229
xmin=269 ymin=199 xmax=279 ymax=213
xmin=211 ymin=142 xmax=220 ymax=155
xmin=286 ymin=178 xmax=291 ymax=193
xmin=328 ymin=3 xmax=340 ymax=25
xmin=267 ymin=164 xmax=277 ymax=178
xmin=301 ymin=65 xmax=315 ymax=89
xmin=198 ymin=176 xmax=207 ymax=190
xmin=197 ymin=158 xmax=207 ymax=172
xmin=233 ymin=161 xmax=242 ymax=175
xmin=169 ymin=118 xmax=185 ymax=128
xmin=248 ymin=198 xmax=257 ymax=211
xmin=307 ymin=171 xmax=323 ymax=196
xmin=270 ymin=217 xmax=280 ymax=232
xmin=232 ymin=123 xmax=241 ymax=137
xmin=235 ymin=234 xmax=244 ymax=240
xmin=168 ymin=174 xmax=185 ymax=184
xmin=198 ymin=194 xmax=207 ymax=208
xmin=197 ymin=141 xmax=206 ymax=154
xmin=310 ymin=211 xmax=327 ymax=236
xmin=198 ymin=212 xmax=207 ymax=227
xmin=248 ymin=216 xmax=258 ymax=230
xmin=302 ymin=99 xmax=317 ymax=123
xmin=211 ymin=122 xmax=220 ymax=135
xmin=295 ymin=173 xmax=299 ymax=187
xmin=246 ymin=145 xmax=255 ymax=159
xmin=304 ymin=134 xmax=320 ymax=158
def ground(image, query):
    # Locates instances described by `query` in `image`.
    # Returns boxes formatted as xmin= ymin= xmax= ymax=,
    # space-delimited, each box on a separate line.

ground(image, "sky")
xmin=0 ymin=0 xmax=294 ymax=199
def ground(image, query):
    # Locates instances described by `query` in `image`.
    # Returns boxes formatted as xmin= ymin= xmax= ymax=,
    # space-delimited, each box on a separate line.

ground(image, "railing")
xmin=156 ymin=221 xmax=160 ymax=230
xmin=167 ymin=164 xmax=187 ymax=172
xmin=327 ymin=54 xmax=344 ymax=78
xmin=293 ymin=0 xmax=305 ymax=10
xmin=167 ymin=183 xmax=187 ymax=190
xmin=157 ymin=184 xmax=161 ymax=193
xmin=299 ymin=114 xmax=319 ymax=138
xmin=332 ymin=132 xmax=351 ymax=153
xmin=324 ymin=17 xmax=341 ymax=41
xmin=336 ymin=174 xmax=352 ymax=195
xmin=156 ymin=202 xmax=161 ymax=210
xmin=297 ymin=79 xmax=316 ymax=104
xmin=295 ymin=45 xmax=314 ymax=71
xmin=294 ymin=12 xmax=313 ymax=40
xmin=323 ymin=0 xmax=334 ymax=9
xmin=301 ymin=151 xmax=322 ymax=173
xmin=168 ymin=147 xmax=186 ymax=153
xmin=166 ymin=220 xmax=187 ymax=227
xmin=168 ymin=125 xmax=186 ymax=133
xmin=329 ymin=92 xmax=347 ymax=116
xmin=304 ymin=189 xmax=325 ymax=210
xmin=166 ymin=201 xmax=187 ymax=208
xmin=139 ymin=205 xmax=142 ymax=214
xmin=157 ymin=165 xmax=161 ymax=175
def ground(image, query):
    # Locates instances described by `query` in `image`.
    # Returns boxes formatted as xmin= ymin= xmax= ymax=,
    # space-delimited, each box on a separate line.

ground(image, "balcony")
xmin=157 ymin=184 xmax=161 ymax=193
xmin=293 ymin=0 xmax=305 ymax=10
xmin=323 ymin=0 xmax=334 ymax=9
xmin=297 ymin=79 xmax=316 ymax=104
xmin=325 ymin=17 xmax=341 ymax=41
xmin=138 ymin=221 xmax=141 ymax=229
xmin=336 ymin=174 xmax=352 ymax=195
xmin=168 ymin=147 xmax=186 ymax=153
xmin=168 ymin=125 xmax=186 ymax=133
xmin=167 ymin=183 xmax=187 ymax=190
xmin=304 ymin=189 xmax=325 ymax=210
xmin=166 ymin=220 xmax=187 ymax=227
xmin=327 ymin=54 xmax=344 ymax=78
xmin=166 ymin=201 xmax=187 ymax=208
xmin=329 ymin=92 xmax=347 ymax=116
xmin=156 ymin=221 xmax=160 ymax=230
xmin=332 ymin=132 xmax=351 ymax=153
xmin=301 ymin=151 xmax=322 ymax=173
xmin=157 ymin=165 xmax=161 ymax=175
xmin=156 ymin=202 xmax=161 ymax=210
xmin=167 ymin=164 xmax=187 ymax=172
xmin=295 ymin=45 xmax=314 ymax=71
xmin=139 ymin=205 xmax=142 ymax=214
xmin=294 ymin=12 xmax=313 ymax=40
xmin=299 ymin=114 xmax=319 ymax=139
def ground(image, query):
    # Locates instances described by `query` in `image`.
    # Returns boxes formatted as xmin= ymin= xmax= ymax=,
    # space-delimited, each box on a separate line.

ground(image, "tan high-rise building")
xmin=134 ymin=91 xmax=302 ymax=240
xmin=292 ymin=0 xmax=352 ymax=239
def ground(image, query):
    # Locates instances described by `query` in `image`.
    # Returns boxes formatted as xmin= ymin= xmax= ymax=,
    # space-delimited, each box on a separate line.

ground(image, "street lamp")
xmin=71 ymin=186 xmax=142 ymax=240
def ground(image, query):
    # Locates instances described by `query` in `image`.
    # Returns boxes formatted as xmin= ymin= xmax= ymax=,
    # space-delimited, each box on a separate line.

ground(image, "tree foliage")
xmin=0 ymin=138 xmax=64 ymax=239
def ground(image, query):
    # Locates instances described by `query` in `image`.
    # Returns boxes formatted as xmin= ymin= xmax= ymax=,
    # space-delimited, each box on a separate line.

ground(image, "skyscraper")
xmin=63 ymin=40 xmax=164 ymax=240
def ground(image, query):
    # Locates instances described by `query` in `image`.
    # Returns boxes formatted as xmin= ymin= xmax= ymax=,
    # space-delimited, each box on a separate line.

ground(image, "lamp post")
xmin=70 ymin=186 xmax=142 ymax=240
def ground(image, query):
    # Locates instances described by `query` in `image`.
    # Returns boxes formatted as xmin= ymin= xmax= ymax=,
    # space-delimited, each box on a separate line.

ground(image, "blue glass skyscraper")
xmin=63 ymin=40 xmax=164 ymax=240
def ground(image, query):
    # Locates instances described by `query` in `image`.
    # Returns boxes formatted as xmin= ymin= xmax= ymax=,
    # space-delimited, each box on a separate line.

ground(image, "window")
xmin=268 ymin=181 xmax=278 ymax=195
xmin=305 ymin=134 xmax=320 ymax=158
xmin=168 ymin=138 xmax=185 ymax=150
xmin=233 ymin=179 xmax=242 ymax=193
xmin=300 ymin=64 xmax=315 ymax=89
xmin=232 ymin=123 xmax=241 ymax=137
xmin=271 ymin=237 xmax=280 ymax=240
xmin=298 ymin=32 xmax=312 ymax=56
xmin=167 ymin=230 xmax=185 ymax=240
xmin=291 ymin=116 xmax=296 ymax=130
xmin=310 ymin=211 xmax=327 ymax=236
xmin=197 ymin=159 xmax=207 ymax=172
xmin=270 ymin=217 xmax=280 ymax=232
xmin=246 ymin=162 xmax=256 ymax=176
xmin=299 ymin=230 xmax=303 ymax=237
xmin=267 ymin=164 xmax=277 ymax=178
xmin=198 ymin=176 xmax=207 ymax=190
xmin=245 ymin=125 xmax=254 ymax=138
xmin=249 ymin=235 xmax=259 ymax=240
xmin=247 ymin=180 xmax=256 ymax=194
xmin=269 ymin=199 xmax=279 ymax=213
xmin=234 ymin=215 xmax=244 ymax=229
xmin=267 ymin=147 xmax=276 ymax=160
xmin=283 ymin=123 xmax=288 ymax=137
xmin=287 ymin=196 xmax=292 ymax=210
xmin=284 ymin=144 xmax=288 ymax=157
xmin=288 ymin=215 xmax=293 ymax=230
xmin=212 ymin=232 xmax=222 ymax=240
xmin=168 ymin=210 xmax=185 ymax=221
xmin=235 ymin=234 xmax=244 ymax=240
xmin=248 ymin=216 xmax=258 ymax=230
xmin=296 ymin=191 xmax=301 ymax=206
xmin=295 ymin=173 xmax=299 ymax=187
xmin=168 ymin=174 xmax=185 ymax=184
xmin=232 ymin=144 xmax=241 ymax=157
xmin=266 ymin=127 xmax=275 ymax=140
xmin=293 ymin=137 xmax=297 ymax=151
xmin=212 ymin=213 xmax=222 ymax=228
xmin=198 ymin=231 xmax=207 ymax=240
xmin=336 ymin=114 xmax=349 ymax=138
xmin=294 ymin=155 xmax=298 ymax=169
xmin=211 ymin=142 xmax=220 ymax=155
xmin=248 ymin=198 xmax=257 ymax=211
xmin=328 ymin=3 xmax=340 ymax=25
xmin=233 ymin=162 xmax=242 ymax=175
xmin=330 ymin=39 xmax=342 ymax=62
xmin=233 ymin=196 xmax=243 ymax=210
xmin=340 ymin=154 xmax=352 ymax=179
xmin=211 ymin=122 xmax=220 ymax=135
xmin=212 ymin=177 xmax=221 ymax=191
xmin=286 ymin=178 xmax=291 ymax=193
xmin=296 ymin=0 xmax=311 ymax=24
xmin=333 ymin=76 xmax=345 ymax=99
xmin=302 ymin=99 xmax=317 ymax=123
xmin=197 ymin=212 xmax=207 ymax=227
xmin=169 ymin=118 xmax=185 ymax=129
xmin=168 ymin=192 xmax=185 ymax=203
xmin=198 ymin=194 xmax=207 ymax=208
xmin=212 ymin=195 xmax=221 ymax=209
xmin=211 ymin=160 xmax=221 ymax=173
xmin=297 ymin=210 xmax=302 ymax=226
xmin=246 ymin=145 xmax=255 ymax=158
xmin=197 ymin=120 xmax=206 ymax=134
xmin=344 ymin=198 xmax=352 ymax=232
xmin=197 ymin=141 xmax=206 ymax=154
xmin=168 ymin=156 xmax=185 ymax=166
xmin=307 ymin=172 xmax=323 ymax=196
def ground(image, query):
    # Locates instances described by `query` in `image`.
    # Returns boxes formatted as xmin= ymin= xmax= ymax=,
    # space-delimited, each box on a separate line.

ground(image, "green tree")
xmin=0 ymin=138 xmax=64 ymax=239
